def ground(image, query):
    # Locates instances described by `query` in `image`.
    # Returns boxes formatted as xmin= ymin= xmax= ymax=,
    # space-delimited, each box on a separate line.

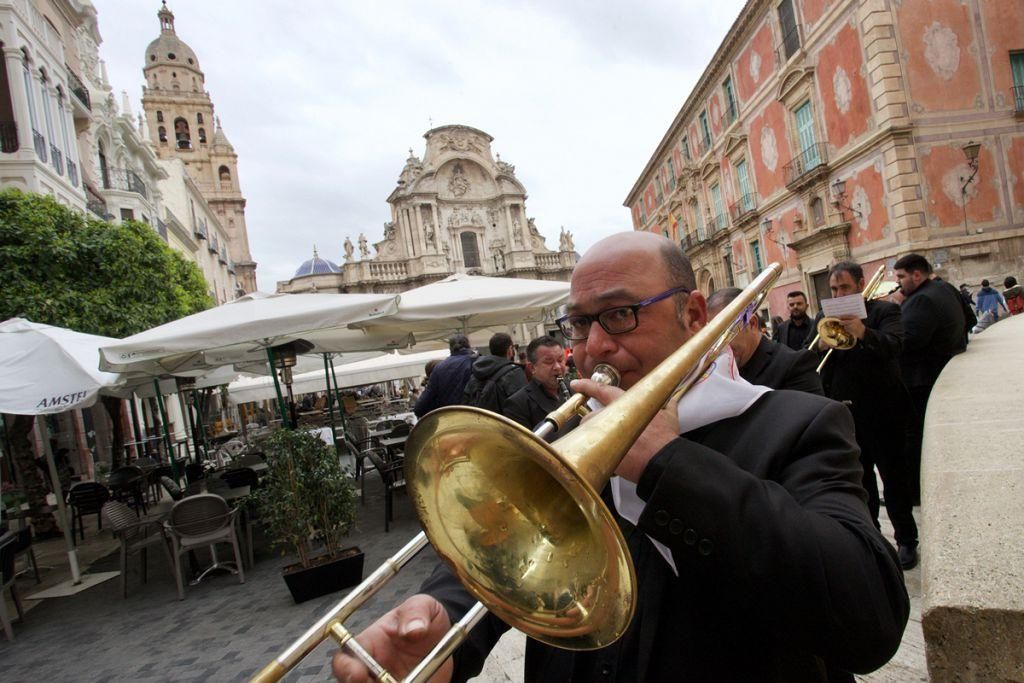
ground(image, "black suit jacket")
xmin=771 ymin=317 xmax=815 ymax=350
xmin=503 ymin=380 xmax=579 ymax=439
xmin=820 ymin=299 xmax=907 ymax=418
xmin=899 ymin=278 xmax=966 ymax=390
xmin=422 ymin=390 xmax=909 ymax=682
xmin=741 ymin=337 xmax=824 ymax=395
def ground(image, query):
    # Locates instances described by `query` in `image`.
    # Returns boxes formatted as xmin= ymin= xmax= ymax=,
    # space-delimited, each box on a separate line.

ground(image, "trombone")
xmin=252 ymin=263 xmax=783 ymax=683
xmin=811 ymin=265 xmax=886 ymax=374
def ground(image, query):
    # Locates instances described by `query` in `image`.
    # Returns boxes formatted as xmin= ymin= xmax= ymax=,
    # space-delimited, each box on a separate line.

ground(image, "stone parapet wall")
xmin=921 ymin=313 xmax=1024 ymax=682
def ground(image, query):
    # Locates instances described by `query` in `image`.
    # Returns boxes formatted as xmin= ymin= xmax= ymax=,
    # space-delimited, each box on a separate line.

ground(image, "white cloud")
xmin=93 ymin=0 xmax=747 ymax=289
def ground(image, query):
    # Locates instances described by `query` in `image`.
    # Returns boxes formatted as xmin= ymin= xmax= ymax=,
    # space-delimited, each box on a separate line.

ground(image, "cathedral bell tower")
xmin=140 ymin=2 xmax=257 ymax=292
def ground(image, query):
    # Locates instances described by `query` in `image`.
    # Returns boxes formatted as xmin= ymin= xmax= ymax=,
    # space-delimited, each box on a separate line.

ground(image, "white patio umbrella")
xmin=358 ymin=273 xmax=570 ymax=341
xmin=0 ymin=318 xmax=127 ymax=590
xmin=228 ymin=349 xmax=449 ymax=404
xmin=98 ymin=291 xmax=406 ymax=375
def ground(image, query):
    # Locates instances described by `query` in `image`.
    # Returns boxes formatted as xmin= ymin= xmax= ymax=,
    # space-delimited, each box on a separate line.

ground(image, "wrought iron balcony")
xmin=0 ymin=122 xmax=18 ymax=153
xmin=86 ymin=199 xmax=108 ymax=220
xmin=218 ymin=245 xmax=228 ymax=264
xmin=729 ymin=193 xmax=758 ymax=224
xmin=783 ymin=143 xmax=829 ymax=189
xmin=1013 ymin=86 xmax=1024 ymax=116
xmin=709 ymin=212 xmax=729 ymax=234
xmin=33 ymin=130 xmax=46 ymax=162
xmin=720 ymin=104 xmax=738 ymax=130
xmin=104 ymin=167 xmax=149 ymax=199
xmin=194 ymin=217 xmax=208 ymax=240
xmin=156 ymin=218 xmax=168 ymax=242
xmin=209 ymin=234 xmax=219 ymax=254
xmin=50 ymin=145 xmax=63 ymax=175
xmin=67 ymin=160 xmax=78 ymax=187
xmin=65 ymin=64 xmax=91 ymax=110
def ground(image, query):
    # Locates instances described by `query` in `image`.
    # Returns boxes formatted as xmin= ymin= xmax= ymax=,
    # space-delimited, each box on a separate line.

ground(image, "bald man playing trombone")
xmin=333 ymin=232 xmax=908 ymax=682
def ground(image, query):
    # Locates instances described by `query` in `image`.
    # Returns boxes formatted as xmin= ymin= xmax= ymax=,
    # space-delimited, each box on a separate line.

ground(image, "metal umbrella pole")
xmin=153 ymin=381 xmax=179 ymax=482
xmin=266 ymin=348 xmax=291 ymax=430
xmin=34 ymin=418 xmax=80 ymax=584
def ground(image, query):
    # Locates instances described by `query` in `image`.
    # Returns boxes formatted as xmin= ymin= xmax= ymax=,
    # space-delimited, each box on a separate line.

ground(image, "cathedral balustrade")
xmin=368 ymin=261 xmax=409 ymax=280
xmin=534 ymin=252 xmax=562 ymax=269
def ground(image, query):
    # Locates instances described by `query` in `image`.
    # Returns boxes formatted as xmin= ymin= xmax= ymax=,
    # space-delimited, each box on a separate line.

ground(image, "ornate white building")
xmin=278 ymin=124 xmax=577 ymax=294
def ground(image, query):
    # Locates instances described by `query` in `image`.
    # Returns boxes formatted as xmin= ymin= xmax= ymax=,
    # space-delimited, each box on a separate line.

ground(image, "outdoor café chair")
xmin=101 ymin=501 xmax=175 ymax=599
xmin=363 ymin=447 xmax=405 ymax=533
xmin=0 ymin=530 xmax=25 ymax=640
xmin=108 ymin=466 xmax=148 ymax=516
xmin=164 ymin=494 xmax=245 ymax=600
xmin=12 ymin=526 xmax=40 ymax=584
xmin=219 ymin=467 xmax=257 ymax=490
xmin=67 ymin=481 xmax=110 ymax=543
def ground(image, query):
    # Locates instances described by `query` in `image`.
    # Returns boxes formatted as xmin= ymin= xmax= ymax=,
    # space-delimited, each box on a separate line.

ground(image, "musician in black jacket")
xmin=708 ymin=287 xmax=823 ymax=395
xmin=817 ymin=261 xmax=918 ymax=569
xmin=503 ymin=335 xmax=579 ymax=439
xmin=333 ymin=233 xmax=908 ymax=683
xmin=894 ymin=253 xmax=966 ymax=505
xmin=771 ymin=290 xmax=815 ymax=350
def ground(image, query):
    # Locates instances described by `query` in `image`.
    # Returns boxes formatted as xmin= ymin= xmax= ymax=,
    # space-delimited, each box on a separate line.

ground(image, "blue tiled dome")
xmin=294 ymin=249 xmax=341 ymax=277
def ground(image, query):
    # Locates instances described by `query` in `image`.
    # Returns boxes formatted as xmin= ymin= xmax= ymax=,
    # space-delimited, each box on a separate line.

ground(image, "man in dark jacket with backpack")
xmin=463 ymin=333 xmax=527 ymax=414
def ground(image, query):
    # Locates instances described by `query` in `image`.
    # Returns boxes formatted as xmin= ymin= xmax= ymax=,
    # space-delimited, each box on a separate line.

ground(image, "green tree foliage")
xmin=0 ymin=188 xmax=212 ymax=533
xmin=0 ymin=188 xmax=211 ymax=335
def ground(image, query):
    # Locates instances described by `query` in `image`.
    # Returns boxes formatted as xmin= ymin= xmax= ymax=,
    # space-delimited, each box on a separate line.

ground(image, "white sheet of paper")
xmin=820 ymin=293 xmax=867 ymax=319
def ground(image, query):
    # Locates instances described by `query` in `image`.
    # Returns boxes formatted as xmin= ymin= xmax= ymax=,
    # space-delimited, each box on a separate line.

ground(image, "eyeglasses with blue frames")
xmin=555 ymin=285 xmax=691 ymax=341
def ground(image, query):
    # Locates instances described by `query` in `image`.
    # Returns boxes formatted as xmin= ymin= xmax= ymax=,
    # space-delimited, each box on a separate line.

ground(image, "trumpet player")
xmin=818 ymin=261 xmax=919 ymax=570
xmin=333 ymin=233 xmax=908 ymax=683
xmin=503 ymin=335 xmax=578 ymax=439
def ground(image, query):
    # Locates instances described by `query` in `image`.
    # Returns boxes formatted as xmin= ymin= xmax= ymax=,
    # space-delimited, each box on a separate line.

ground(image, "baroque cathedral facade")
xmin=277 ymin=125 xmax=577 ymax=294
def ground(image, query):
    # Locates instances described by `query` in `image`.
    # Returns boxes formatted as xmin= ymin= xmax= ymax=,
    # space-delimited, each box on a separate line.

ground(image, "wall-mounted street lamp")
xmin=960 ymin=140 xmax=981 ymax=236
xmin=830 ymin=178 xmax=862 ymax=220
xmin=761 ymin=217 xmax=788 ymax=251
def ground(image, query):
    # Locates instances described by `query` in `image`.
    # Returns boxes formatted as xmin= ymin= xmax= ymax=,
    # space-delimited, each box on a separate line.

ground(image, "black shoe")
xmin=898 ymin=544 xmax=918 ymax=570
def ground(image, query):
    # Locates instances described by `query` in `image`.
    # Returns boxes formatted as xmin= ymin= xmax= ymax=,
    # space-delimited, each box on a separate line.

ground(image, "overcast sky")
xmin=92 ymin=0 xmax=747 ymax=291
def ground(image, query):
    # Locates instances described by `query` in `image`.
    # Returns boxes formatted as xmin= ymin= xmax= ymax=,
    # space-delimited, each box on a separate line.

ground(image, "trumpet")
xmin=252 ymin=263 xmax=783 ymax=683
xmin=812 ymin=264 xmax=886 ymax=373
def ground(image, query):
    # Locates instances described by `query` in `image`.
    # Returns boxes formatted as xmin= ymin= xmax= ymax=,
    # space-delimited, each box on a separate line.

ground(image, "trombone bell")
xmin=404 ymin=407 xmax=635 ymax=650
xmin=816 ymin=317 xmax=857 ymax=350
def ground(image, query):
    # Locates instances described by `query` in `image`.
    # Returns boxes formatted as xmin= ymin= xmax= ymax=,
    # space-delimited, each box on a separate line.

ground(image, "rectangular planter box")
xmin=281 ymin=546 xmax=365 ymax=604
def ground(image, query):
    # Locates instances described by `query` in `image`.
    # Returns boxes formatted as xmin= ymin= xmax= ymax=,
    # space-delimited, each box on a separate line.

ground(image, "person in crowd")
xmin=958 ymin=283 xmax=975 ymax=311
xmin=975 ymin=279 xmax=1007 ymax=321
xmin=818 ymin=261 xmax=919 ymax=569
xmin=707 ymin=287 xmax=823 ymax=395
xmin=1004 ymin=276 xmax=1023 ymax=316
xmin=771 ymin=290 xmax=815 ymax=350
xmin=413 ymin=335 xmax=476 ymax=418
xmin=503 ymin=335 xmax=577 ymax=438
xmin=334 ymin=232 xmax=908 ymax=683
xmin=462 ymin=333 xmax=528 ymax=413
xmin=894 ymin=253 xmax=966 ymax=506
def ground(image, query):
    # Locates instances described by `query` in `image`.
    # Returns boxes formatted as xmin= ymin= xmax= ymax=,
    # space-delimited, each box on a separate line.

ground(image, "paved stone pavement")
xmin=1 ymin=473 xmax=439 ymax=682
xmin=2 ymin=472 xmax=924 ymax=682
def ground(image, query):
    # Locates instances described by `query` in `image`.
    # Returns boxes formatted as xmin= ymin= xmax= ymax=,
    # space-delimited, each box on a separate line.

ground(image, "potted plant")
xmin=254 ymin=428 xmax=363 ymax=603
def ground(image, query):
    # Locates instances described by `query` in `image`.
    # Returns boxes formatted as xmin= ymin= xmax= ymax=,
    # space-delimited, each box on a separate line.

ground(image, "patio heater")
xmin=267 ymin=340 xmax=313 ymax=430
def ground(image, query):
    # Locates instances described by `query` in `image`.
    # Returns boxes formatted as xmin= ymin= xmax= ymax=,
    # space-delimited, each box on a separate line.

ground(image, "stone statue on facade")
xmin=343 ymin=236 xmax=355 ymax=262
xmin=559 ymin=226 xmax=575 ymax=252
xmin=512 ymin=218 xmax=522 ymax=247
xmin=358 ymin=233 xmax=369 ymax=259
xmin=384 ymin=221 xmax=397 ymax=240
xmin=496 ymin=153 xmax=516 ymax=177
xmin=448 ymin=163 xmax=471 ymax=197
